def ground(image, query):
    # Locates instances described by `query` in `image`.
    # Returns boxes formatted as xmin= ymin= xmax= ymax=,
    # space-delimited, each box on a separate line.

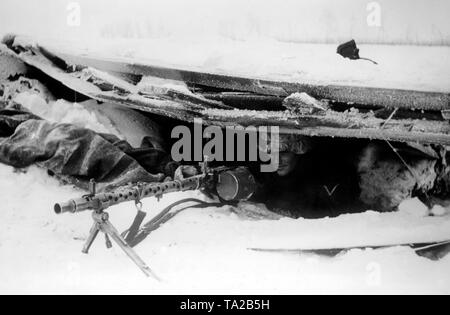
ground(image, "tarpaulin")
xmin=0 ymin=107 xmax=172 ymax=191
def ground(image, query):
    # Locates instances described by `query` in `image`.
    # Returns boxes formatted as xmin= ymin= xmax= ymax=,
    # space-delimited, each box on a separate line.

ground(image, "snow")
xmin=25 ymin=36 xmax=450 ymax=95
xmin=398 ymin=198 xmax=430 ymax=218
xmin=137 ymin=76 xmax=192 ymax=96
xmin=0 ymin=164 xmax=449 ymax=294
xmin=12 ymin=91 xmax=167 ymax=149
xmin=81 ymin=67 xmax=138 ymax=94
xmin=0 ymin=44 xmax=27 ymax=80
xmin=431 ymin=205 xmax=448 ymax=217
xmin=13 ymin=92 xmax=122 ymax=136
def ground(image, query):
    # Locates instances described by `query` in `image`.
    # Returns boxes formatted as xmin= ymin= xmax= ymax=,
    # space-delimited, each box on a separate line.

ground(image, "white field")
xmin=0 ymin=0 xmax=449 ymax=45
xmin=0 ymin=164 xmax=449 ymax=294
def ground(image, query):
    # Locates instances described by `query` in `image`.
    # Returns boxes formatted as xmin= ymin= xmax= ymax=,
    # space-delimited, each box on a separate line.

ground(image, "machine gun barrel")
xmin=52 ymin=166 xmax=256 ymax=278
xmin=54 ymin=174 xmax=207 ymax=214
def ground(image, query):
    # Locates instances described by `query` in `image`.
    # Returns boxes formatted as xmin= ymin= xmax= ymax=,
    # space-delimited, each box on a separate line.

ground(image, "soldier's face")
xmin=277 ymin=152 xmax=299 ymax=176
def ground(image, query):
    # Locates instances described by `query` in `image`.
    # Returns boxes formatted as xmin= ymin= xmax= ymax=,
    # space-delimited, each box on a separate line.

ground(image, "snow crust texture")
xmin=0 ymin=164 xmax=449 ymax=294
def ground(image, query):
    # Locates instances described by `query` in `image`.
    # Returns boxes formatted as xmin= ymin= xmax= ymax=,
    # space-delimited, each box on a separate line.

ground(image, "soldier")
xmin=358 ymin=142 xmax=450 ymax=211
xmin=252 ymin=135 xmax=361 ymax=218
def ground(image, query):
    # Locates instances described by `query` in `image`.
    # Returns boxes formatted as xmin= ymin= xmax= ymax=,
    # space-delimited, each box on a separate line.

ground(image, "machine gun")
xmin=54 ymin=163 xmax=256 ymax=279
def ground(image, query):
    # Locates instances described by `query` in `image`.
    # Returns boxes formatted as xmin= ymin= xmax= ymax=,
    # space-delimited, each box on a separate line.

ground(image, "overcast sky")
xmin=0 ymin=0 xmax=449 ymax=45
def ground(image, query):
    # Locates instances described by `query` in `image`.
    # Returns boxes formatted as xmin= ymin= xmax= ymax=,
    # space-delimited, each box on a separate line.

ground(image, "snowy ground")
xmin=0 ymin=164 xmax=449 ymax=295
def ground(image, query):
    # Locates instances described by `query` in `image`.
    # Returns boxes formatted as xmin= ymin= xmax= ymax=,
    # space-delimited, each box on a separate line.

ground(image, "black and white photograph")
xmin=0 ymin=0 xmax=449 ymax=297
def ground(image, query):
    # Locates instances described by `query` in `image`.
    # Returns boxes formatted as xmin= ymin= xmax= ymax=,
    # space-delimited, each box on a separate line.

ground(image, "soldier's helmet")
xmin=259 ymin=133 xmax=311 ymax=155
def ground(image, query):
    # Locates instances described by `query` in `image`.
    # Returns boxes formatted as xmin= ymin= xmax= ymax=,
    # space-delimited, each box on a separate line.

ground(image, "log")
xmin=5 ymin=42 xmax=450 ymax=146
xmin=44 ymin=47 xmax=450 ymax=111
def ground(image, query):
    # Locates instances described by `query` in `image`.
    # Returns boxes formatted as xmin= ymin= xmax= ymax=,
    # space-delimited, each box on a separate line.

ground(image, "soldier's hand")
xmin=174 ymin=165 xmax=199 ymax=181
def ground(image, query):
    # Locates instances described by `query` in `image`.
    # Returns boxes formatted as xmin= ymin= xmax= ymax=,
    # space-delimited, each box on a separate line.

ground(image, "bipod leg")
xmin=94 ymin=212 xmax=161 ymax=281
xmin=82 ymin=220 xmax=101 ymax=254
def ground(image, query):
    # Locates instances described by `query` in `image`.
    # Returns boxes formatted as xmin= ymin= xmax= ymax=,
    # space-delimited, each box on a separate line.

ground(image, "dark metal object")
xmin=82 ymin=210 xmax=159 ymax=279
xmin=337 ymin=40 xmax=361 ymax=60
xmin=54 ymin=174 xmax=206 ymax=215
xmin=216 ymin=167 xmax=256 ymax=201
xmin=337 ymin=39 xmax=378 ymax=64
xmin=125 ymin=198 xmax=224 ymax=248
xmin=55 ymin=166 xmax=256 ymax=215
xmin=67 ymin=180 xmax=160 ymax=279
xmin=54 ymin=165 xmax=257 ymax=277
xmin=54 ymin=172 xmax=209 ymax=280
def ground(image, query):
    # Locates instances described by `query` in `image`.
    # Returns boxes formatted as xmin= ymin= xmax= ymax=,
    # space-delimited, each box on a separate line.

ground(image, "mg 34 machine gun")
xmin=54 ymin=163 xmax=256 ymax=279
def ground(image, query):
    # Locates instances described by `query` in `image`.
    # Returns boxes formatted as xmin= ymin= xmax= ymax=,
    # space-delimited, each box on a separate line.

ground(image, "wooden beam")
xmin=46 ymin=48 xmax=450 ymax=111
xmin=8 ymin=44 xmax=450 ymax=146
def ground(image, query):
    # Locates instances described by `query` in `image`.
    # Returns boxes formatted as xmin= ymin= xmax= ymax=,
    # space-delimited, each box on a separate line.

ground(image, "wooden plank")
xmin=201 ymin=109 xmax=450 ymax=145
xmin=200 ymin=92 xmax=283 ymax=111
xmin=10 ymin=45 xmax=450 ymax=146
xmin=47 ymin=48 xmax=450 ymax=112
